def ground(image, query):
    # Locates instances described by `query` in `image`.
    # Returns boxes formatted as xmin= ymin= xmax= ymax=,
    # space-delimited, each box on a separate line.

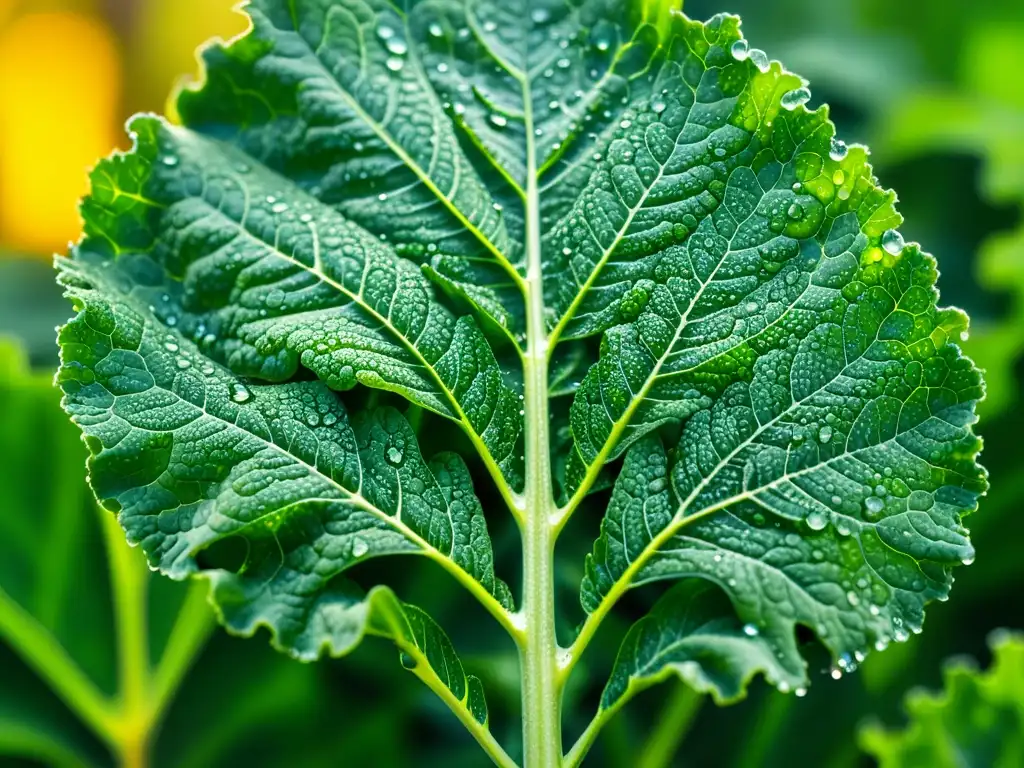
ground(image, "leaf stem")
xmin=0 ymin=585 xmax=120 ymax=742
xmin=637 ymin=682 xmax=703 ymax=768
xmin=150 ymin=580 xmax=217 ymax=719
xmin=100 ymin=511 xmax=153 ymax=768
xmin=403 ymin=643 xmax=519 ymax=768
xmin=520 ymin=77 xmax=563 ymax=768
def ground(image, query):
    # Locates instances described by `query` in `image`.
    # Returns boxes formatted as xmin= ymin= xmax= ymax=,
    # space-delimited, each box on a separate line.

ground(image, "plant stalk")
xmin=520 ymin=87 xmax=562 ymax=767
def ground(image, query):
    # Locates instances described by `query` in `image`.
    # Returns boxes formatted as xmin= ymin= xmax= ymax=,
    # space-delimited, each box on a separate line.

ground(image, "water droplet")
xmin=164 ymin=341 xmax=179 ymax=352
xmin=490 ymin=114 xmax=508 ymax=128
xmin=377 ymin=24 xmax=395 ymax=40
xmin=378 ymin=192 xmax=388 ymax=201
xmin=400 ymin=651 xmax=417 ymax=669
xmin=436 ymin=62 xmax=449 ymax=73
xmin=483 ymin=20 xmax=497 ymax=32
xmin=830 ymin=667 xmax=843 ymax=680
xmin=386 ymin=446 xmax=405 ymax=465
xmin=832 ymin=170 xmax=845 ymax=186
xmin=864 ymin=496 xmax=885 ymax=516
xmin=780 ymin=87 xmax=811 ymax=111
xmin=176 ymin=358 xmax=191 ymax=369
xmin=731 ymin=39 xmax=749 ymax=61
xmin=795 ymin=687 xmax=807 ymax=697
xmin=847 ymin=590 xmax=860 ymax=606
xmin=300 ymin=213 xmax=313 ymax=223
xmin=818 ymin=425 xmax=834 ymax=443
xmin=161 ymin=155 xmax=179 ymax=167
xmin=961 ymin=554 xmax=975 ymax=566
xmin=787 ymin=203 xmax=804 ymax=220
xmin=869 ymin=604 xmax=881 ymax=616
xmin=230 ymin=383 xmax=252 ymax=404
xmin=743 ymin=623 xmax=759 ymax=637
xmin=272 ymin=202 xmax=289 ymax=214
xmin=882 ymin=229 xmax=905 ymax=255
xmin=530 ymin=8 xmax=550 ymax=24
xmin=352 ymin=537 xmax=369 ymax=557
xmin=806 ymin=510 xmax=828 ymax=531
xmin=749 ymin=49 xmax=770 ymax=72
xmin=428 ymin=22 xmax=444 ymax=38
xmin=386 ymin=56 xmax=405 ymax=72
xmin=829 ymin=138 xmax=849 ymax=162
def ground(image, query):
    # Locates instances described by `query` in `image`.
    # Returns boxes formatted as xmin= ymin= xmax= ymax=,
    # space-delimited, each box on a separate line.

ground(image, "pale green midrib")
xmin=284 ymin=16 xmax=527 ymax=291
xmin=520 ymin=65 xmax=564 ymax=767
xmin=78 ymin=351 xmax=520 ymax=635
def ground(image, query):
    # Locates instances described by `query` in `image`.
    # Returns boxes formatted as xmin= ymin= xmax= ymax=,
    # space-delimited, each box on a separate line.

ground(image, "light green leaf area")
xmin=0 ymin=339 xmax=213 ymax=767
xmin=860 ymin=630 xmax=1024 ymax=768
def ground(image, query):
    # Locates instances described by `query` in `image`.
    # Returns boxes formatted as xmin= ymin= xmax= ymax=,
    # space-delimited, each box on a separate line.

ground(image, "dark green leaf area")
xmin=81 ymin=117 xmax=523 ymax=491
xmin=57 ymin=266 xmax=511 ymax=662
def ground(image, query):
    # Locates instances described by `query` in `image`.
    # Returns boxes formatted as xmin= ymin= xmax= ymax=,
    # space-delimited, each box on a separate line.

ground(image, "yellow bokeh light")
xmin=0 ymin=12 xmax=120 ymax=255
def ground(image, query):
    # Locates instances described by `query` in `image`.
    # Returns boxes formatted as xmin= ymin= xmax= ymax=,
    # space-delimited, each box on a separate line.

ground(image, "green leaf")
xmin=54 ymin=2 xmax=988 ymax=765
xmin=860 ymin=630 xmax=1024 ymax=767
xmin=0 ymin=338 xmax=215 ymax=766
xmin=567 ymin=12 xmax=986 ymax=729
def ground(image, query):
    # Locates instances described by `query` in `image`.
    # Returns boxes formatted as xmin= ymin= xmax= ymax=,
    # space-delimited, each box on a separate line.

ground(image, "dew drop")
xmin=352 ymin=537 xmax=369 ymax=557
xmin=400 ymin=651 xmax=417 ymax=669
xmin=386 ymin=56 xmax=405 ymax=72
xmin=731 ymin=39 xmax=749 ymax=61
xmin=743 ymin=623 xmax=759 ymax=637
xmin=530 ymin=8 xmax=550 ymax=23
xmin=832 ymin=170 xmax=845 ymax=186
xmin=161 ymin=155 xmax=179 ymax=167
xmin=806 ymin=510 xmax=828 ymax=531
xmin=780 ymin=87 xmax=811 ymax=111
xmin=882 ymin=229 xmax=905 ymax=255
xmin=272 ymin=202 xmax=289 ymax=214
xmin=864 ymin=496 xmax=885 ymax=516
xmin=164 ymin=341 xmax=179 ymax=353
xmin=428 ymin=22 xmax=444 ymax=38
xmin=490 ymin=113 xmax=508 ymax=128
xmin=795 ymin=687 xmax=807 ymax=697
xmin=787 ymin=203 xmax=804 ymax=220
xmin=829 ymin=138 xmax=849 ymax=162
xmin=749 ymin=49 xmax=770 ymax=72
xmin=176 ymin=358 xmax=191 ymax=369
xmin=386 ymin=446 xmax=405 ymax=465
xmin=229 ymin=383 xmax=252 ymax=404
xmin=818 ymin=425 xmax=833 ymax=444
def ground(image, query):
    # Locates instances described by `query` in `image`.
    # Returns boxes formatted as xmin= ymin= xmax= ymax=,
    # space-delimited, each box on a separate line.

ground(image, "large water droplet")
xmin=229 ymin=383 xmax=252 ymax=404
xmin=882 ymin=229 xmax=905 ymax=255
xmin=386 ymin=446 xmax=405 ymax=465
xmin=818 ymin=425 xmax=834 ymax=444
xmin=780 ymin=87 xmax=811 ymax=111
xmin=864 ymin=496 xmax=885 ymax=516
xmin=386 ymin=56 xmax=405 ymax=72
xmin=806 ymin=509 xmax=828 ymax=531
xmin=731 ymin=39 xmax=749 ymax=61
xmin=352 ymin=537 xmax=369 ymax=557
xmin=400 ymin=651 xmax=417 ymax=669
xmin=748 ymin=49 xmax=770 ymax=73
xmin=829 ymin=138 xmax=849 ymax=161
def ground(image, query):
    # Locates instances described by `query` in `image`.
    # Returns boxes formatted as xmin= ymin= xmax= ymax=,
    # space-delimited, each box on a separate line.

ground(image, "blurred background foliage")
xmin=0 ymin=0 xmax=1021 ymax=766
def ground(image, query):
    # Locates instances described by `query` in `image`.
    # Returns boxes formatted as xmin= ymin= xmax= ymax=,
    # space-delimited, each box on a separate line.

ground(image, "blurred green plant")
xmin=860 ymin=630 xmax=1024 ymax=766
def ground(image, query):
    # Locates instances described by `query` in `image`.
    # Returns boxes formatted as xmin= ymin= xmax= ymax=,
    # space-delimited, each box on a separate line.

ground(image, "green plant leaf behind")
xmin=570 ymin=12 xmax=987 ymax=724
xmin=860 ymin=630 xmax=1024 ymax=767
xmin=0 ymin=339 xmax=209 ymax=766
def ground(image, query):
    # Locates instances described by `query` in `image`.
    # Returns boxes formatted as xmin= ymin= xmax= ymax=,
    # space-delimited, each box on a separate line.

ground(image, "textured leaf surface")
xmin=571 ymin=13 xmax=987 ymax=713
xmin=58 ymin=258 xmax=511 ymax=645
xmin=860 ymin=630 xmax=1024 ymax=768
xmin=55 ymin=0 xmax=988 ymax=754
